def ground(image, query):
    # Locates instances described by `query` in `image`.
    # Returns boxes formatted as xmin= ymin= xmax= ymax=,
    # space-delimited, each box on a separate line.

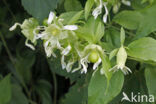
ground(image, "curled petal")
xmin=63 ymin=25 xmax=78 ymax=30
xmin=9 ymin=23 xmax=21 ymax=31
xmin=44 ymin=40 xmax=56 ymax=57
xmin=56 ymin=40 xmax=63 ymax=50
xmin=25 ymin=39 xmax=35 ymax=50
xmin=61 ymin=55 xmax=66 ymax=69
xmin=66 ymin=60 xmax=74 ymax=72
xmin=61 ymin=45 xmax=71 ymax=56
xmin=122 ymin=0 xmax=131 ymax=6
xmin=93 ymin=57 xmax=102 ymax=70
xmin=122 ymin=66 xmax=132 ymax=75
xmin=92 ymin=1 xmax=103 ymax=19
xmin=80 ymin=55 xmax=89 ymax=74
xmin=103 ymin=3 xmax=108 ymax=23
xmin=48 ymin=11 xmax=55 ymax=24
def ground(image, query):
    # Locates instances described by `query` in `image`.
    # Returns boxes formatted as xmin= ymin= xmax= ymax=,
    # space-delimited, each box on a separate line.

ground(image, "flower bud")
xmin=117 ymin=46 xmax=127 ymax=69
xmin=88 ymin=51 xmax=99 ymax=63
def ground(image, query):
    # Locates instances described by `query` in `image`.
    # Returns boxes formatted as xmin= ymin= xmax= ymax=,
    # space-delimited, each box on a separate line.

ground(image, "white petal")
xmin=44 ymin=41 xmax=52 ymax=57
xmin=122 ymin=0 xmax=131 ymax=6
xmin=93 ymin=57 xmax=102 ymax=70
xmin=80 ymin=55 xmax=89 ymax=74
xmin=66 ymin=60 xmax=74 ymax=72
xmin=47 ymin=11 xmax=55 ymax=24
xmin=61 ymin=55 xmax=66 ymax=69
xmin=103 ymin=3 xmax=108 ymax=23
xmin=63 ymin=25 xmax=78 ymax=30
xmin=9 ymin=23 xmax=21 ymax=31
xmin=125 ymin=66 xmax=132 ymax=73
xmin=92 ymin=2 xmax=103 ymax=19
xmin=25 ymin=39 xmax=35 ymax=50
xmin=61 ymin=45 xmax=71 ymax=56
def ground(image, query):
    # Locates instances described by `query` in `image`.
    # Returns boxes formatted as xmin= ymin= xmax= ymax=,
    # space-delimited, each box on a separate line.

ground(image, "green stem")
xmin=2 ymin=0 xmax=16 ymax=21
xmin=52 ymin=69 xmax=57 ymax=104
xmin=0 ymin=32 xmax=14 ymax=64
xmin=47 ymin=58 xmax=57 ymax=104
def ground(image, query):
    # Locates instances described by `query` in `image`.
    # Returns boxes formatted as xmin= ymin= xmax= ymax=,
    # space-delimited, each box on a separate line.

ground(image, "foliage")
xmin=0 ymin=0 xmax=156 ymax=104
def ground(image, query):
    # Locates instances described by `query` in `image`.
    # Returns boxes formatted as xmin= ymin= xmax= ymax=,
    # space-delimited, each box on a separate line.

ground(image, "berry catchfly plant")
xmin=9 ymin=11 xmax=132 ymax=76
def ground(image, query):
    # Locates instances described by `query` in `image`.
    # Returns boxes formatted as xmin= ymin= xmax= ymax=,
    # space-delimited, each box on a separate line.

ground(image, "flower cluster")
xmin=10 ymin=0 xmax=132 ymax=76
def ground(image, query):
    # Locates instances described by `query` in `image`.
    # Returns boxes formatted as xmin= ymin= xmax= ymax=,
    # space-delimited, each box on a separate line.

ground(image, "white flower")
xmin=92 ymin=0 xmax=109 ymax=23
xmin=109 ymin=46 xmax=132 ymax=75
xmin=9 ymin=18 xmax=39 ymax=50
xmin=75 ymin=44 xmax=103 ymax=74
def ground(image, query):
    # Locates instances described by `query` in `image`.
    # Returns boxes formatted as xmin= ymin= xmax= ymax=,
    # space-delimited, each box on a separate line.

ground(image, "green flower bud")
xmin=88 ymin=51 xmax=99 ymax=63
xmin=117 ymin=46 xmax=127 ymax=69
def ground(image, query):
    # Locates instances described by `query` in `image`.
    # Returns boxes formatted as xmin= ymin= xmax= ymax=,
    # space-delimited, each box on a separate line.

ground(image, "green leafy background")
xmin=0 ymin=0 xmax=156 ymax=104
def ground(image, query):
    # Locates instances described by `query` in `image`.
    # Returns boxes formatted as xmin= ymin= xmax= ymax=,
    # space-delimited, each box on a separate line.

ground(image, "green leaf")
xmin=0 ymin=75 xmax=11 ymax=104
xmin=76 ymin=17 xmax=104 ymax=44
xmin=34 ymin=80 xmax=52 ymax=104
xmin=109 ymin=48 xmax=119 ymax=60
xmin=145 ymin=65 xmax=156 ymax=102
xmin=127 ymin=37 xmax=156 ymax=63
xmin=10 ymin=84 xmax=29 ymax=104
xmin=60 ymin=10 xmax=84 ymax=25
xmin=105 ymin=28 xmax=120 ymax=48
xmin=120 ymin=27 xmax=125 ymax=45
xmin=113 ymin=11 xmax=141 ymax=30
xmin=110 ymin=68 xmax=149 ymax=104
xmin=113 ymin=3 xmax=156 ymax=39
xmin=64 ymin=0 xmax=83 ymax=12
xmin=85 ymin=0 xmax=94 ymax=20
xmin=61 ymin=76 xmax=88 ymax=104
xmin=21 ymin=0 xmax=59 ymax=21
xmin=88 ymin=71 xmax=124 ymax=104
xmin=100 ymin=53 xmax=112 ymax=81
xmin=95 ymin=22 xmax=105 ymax=43
xmin=68 ymin=10 xmax=84 ymax=25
